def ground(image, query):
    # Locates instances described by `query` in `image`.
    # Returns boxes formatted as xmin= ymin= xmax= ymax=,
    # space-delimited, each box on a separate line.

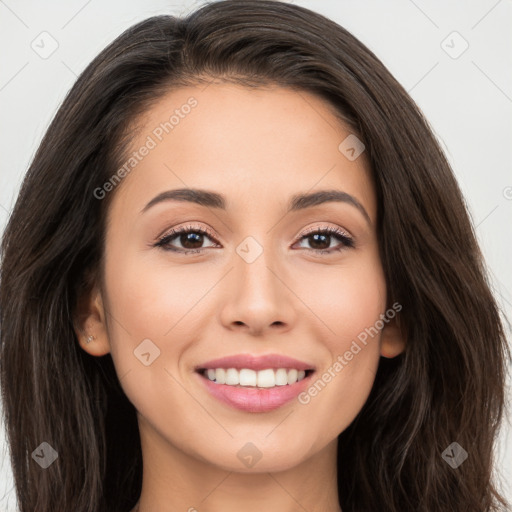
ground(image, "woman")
xmin=0 ymin=1 xmax=509 ymax=511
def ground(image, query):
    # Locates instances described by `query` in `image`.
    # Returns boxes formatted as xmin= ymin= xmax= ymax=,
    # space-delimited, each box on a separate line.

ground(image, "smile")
xmin=195 ymin=353 xmax=316 ymax=412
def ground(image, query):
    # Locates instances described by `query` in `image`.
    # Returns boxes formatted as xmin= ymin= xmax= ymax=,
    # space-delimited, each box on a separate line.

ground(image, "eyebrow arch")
xmin=141 ymin=188 xmax=371 ymax=225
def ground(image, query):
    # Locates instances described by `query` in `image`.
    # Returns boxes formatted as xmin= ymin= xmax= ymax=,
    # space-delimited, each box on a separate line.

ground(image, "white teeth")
xmin=275 ymin=368 xmax=288 ymax=386
xmin=225 ymin=368 xmax=239 ymax=385
xmin=257 ymin=369 xmax=275 ymax=388
xmin=287 ymin=368 xmax=298 ymax=385
xmin=204 ymin=368 xmax=310 ymax=387
xmin=215 ymin=368 xmax=226 ymax=384
xmin=239 ymin=369 xmax=257 ymax=386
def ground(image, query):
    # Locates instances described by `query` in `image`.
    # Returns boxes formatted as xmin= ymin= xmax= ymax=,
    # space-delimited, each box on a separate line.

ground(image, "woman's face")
xmin=81 ymin=82 xmax=404 ymax=472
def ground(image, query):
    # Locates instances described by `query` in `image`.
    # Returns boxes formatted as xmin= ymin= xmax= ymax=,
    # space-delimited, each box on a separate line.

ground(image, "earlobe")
xmin=380 ymin=315 xmax=406 ymax=359
xmin=73 ymin=285 xmax=111 ymax=357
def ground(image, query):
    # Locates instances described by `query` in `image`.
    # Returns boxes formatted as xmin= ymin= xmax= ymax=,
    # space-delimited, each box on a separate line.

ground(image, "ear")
xmin=73 ymin=282 xmax=111 ymax=357
xmin=380 ymin=313 xmax=406 ymax=359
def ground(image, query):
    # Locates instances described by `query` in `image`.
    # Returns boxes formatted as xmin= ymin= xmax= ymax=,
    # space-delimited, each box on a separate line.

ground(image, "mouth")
xmin=194 ymin=354 xmax=316 ymax=412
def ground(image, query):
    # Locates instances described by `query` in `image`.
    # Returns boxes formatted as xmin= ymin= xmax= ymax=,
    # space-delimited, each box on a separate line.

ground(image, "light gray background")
xmin=0 ymin=0 xmax=511 ymax=510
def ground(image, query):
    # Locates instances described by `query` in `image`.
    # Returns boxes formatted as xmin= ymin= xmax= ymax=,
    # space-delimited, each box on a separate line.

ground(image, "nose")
xmin=218 ymin=243 xmax=297 ymax=337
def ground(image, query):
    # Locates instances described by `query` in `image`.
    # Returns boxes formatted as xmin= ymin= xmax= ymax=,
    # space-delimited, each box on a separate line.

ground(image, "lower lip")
xmin=196 ymin=371 xmax=314 ymax=413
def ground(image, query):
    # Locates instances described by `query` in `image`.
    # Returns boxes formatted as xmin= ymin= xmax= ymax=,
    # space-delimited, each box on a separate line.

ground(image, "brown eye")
xmin=295 ymin=227 xmax=354 ymax=253
xmin=155 ymin=225 xmax=219 ymax=254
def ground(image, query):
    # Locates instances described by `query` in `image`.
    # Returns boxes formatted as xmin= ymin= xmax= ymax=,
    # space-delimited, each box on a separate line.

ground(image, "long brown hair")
xmin=1 ymin=1 xmax=509 ymax=510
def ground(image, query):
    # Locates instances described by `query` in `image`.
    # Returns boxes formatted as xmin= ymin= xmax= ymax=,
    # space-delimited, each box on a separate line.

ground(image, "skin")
xmin=76 ymin=82 xmax=405 ymax=512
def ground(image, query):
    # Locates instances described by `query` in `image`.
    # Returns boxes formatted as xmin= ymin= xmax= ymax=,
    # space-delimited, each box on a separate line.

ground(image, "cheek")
xmin=293 ymin=250 xmax=387 ymax=352
xmin=101 ymin=247 xmax=212 ymax=423
xmin=291 ymin=254 xmax=386 ymax=432
xmin=103 ymin=247 xmax=215 ymax=345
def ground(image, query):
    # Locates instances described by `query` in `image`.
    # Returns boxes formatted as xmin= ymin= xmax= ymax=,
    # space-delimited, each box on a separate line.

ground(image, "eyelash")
xmin=153 ymin=224 xmax=355 ymax=256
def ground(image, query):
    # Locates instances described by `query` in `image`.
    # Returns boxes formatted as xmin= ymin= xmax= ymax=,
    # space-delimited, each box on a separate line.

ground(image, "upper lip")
xmin=195 ymin=353 xmax=316 ymax=372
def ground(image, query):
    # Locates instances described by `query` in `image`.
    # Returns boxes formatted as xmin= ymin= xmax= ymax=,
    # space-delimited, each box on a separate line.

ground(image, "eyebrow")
xmin=141 ymin=188 xmax=371 ymax=225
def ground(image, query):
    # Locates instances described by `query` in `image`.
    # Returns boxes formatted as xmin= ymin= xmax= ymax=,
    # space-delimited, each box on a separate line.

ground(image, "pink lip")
xmin=196 ymin=370 xmax=314 ymax=413
xmin=195 ymin=353 xmax=315 ymax=371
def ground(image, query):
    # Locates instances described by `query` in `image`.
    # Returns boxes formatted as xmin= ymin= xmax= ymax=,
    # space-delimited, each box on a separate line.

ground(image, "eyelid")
xmin=156 ymin=223 xmax=353 ymax=242
xmin=153 ymin=222 xmax=355 ymax=253
xmin=299 ymin=224 xmax=353 ymax=239
xmin=293 ymin=224 xmax=355 ymax=251
xmin=156 ymin=223 xmax=218 ymax=243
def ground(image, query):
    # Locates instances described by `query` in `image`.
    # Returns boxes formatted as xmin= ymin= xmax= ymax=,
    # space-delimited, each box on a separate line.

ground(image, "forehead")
xmin=108 ymin=82 xmax=376 ymax=222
